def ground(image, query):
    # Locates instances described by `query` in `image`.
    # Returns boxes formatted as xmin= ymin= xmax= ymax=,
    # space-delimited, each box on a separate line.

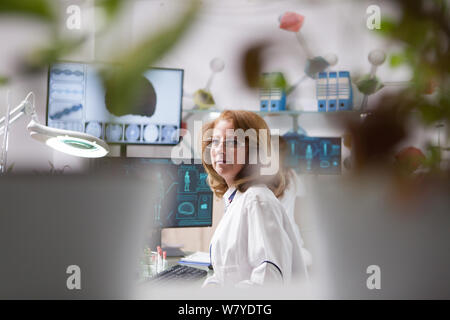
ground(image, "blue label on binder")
xmin=317 ymin=72 xmax=327 ymax=112
xmin=260 ymin=99 xmax=269 ymax=112
xmin=327 ymin=72 xmax=337 ymax=112
xmin=338 ymin=71 xmax=353 ymax=111
xmin=318 ymin=100 xmax=327 ymax=112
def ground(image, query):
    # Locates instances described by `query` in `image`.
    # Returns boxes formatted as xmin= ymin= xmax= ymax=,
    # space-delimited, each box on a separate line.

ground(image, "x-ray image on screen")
xmin=92 ymin=158 xmax=213 ymax=228
xmin=282 ymin=134 xmax=342 ymax=175
xmin=46 ymin=62 xmax=183 ymax=145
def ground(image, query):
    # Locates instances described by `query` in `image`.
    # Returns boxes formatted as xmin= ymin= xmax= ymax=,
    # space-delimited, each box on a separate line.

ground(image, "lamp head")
xmin=27 ymin=120 xmax=109 ymax=158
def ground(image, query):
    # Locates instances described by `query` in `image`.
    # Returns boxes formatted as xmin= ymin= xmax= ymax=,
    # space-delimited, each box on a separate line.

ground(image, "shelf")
xmin=181 ymin=108 xmax=368 ymax=132
xmin=257 ymin=110 xmax=367 ymax=116
xmin=182 ymin=108 xmax=221 ymax=114
xmin=182 ymin=108 xmax=367 ymax=116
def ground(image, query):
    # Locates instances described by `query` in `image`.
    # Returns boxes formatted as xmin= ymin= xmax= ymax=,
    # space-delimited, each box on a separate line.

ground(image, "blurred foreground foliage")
xmin=347 ymin=0 xmax=449 ymax=178
xmin=0 ymin=0 xmax=199 ymax=115
xmin=0 ymin=0 xmax=57 ymax=22
xmin=102 ymin=0 xmax=199 ymax=118
xmin=0 ymin=0 xmax=448 ymax=182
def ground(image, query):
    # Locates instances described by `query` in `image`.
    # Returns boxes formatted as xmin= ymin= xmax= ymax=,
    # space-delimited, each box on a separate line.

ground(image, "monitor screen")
xmin=282 ymin=134 xmax=342 ymax=175
xmin=92 ymin=157 xmax=213 ymax=228
xmin=46 ymin=62 xmax=183 ymax=145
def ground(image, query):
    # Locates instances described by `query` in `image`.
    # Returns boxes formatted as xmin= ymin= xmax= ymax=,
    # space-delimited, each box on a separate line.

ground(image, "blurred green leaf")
xmin=96 ymin=0 xmax=125 ymax=27
xmin=0 ymin=0 xmax=56 ymax=22
xmin=193 ymin=89 xmax=215 ymax=109
xmin=0 ymin=75 xmax=9 ymax=86
xmin=376 ymin=18 xmax=397 ymax=36
xmin=6 ymin=163 xmax=15 ymax=173
xmin=241 ymin=42 xmax=268 ymax=89
xmin=23 ymin=36 xmax=87 ymax=71
xmin=422 ymin=144 xmax=442 ymax=172
xmin=97 ymin=0 xmax=122 ymax=15
xmin=102 ymin=0 xmax=200 ymax=116
xmin=389 ymin=53 xmax=406 ymax=68
xmin=418 ymin=103 xmax=445 ymax=125
xmin=259 ymin=72 xmax=288 ymax=91
xmin=356 ymin=75 xmax=384 ymax=95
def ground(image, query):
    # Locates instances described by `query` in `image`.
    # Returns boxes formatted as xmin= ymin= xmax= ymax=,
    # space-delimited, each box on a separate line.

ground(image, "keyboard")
xmin=148 ymin=264 xmax=207 ymax=284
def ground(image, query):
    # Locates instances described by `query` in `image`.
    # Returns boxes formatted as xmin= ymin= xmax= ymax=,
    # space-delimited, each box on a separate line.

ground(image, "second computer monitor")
xmin=93 ymin=158 xmax=213 ymax=228
xmin=46 ymin=62 xmax=183 ymax=145
xmin=283 ymin=134 xmax=342 ymax=175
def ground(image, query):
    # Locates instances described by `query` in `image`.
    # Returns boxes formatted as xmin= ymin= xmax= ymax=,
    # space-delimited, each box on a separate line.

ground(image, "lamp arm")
xmin=1 ymin=91 xmax=109 ymax=163
xmin=1 ymin=92 xmax=37 ymax=173
xmin=0 ymin=92 xmax=37 ymax=135
xmin=0 ymin=111 xmax=26 ymax=135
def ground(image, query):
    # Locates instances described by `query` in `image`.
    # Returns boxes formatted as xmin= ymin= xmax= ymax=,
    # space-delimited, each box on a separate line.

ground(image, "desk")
xmin=140 ymin=252 xmax=212 ymax=285
xmin=166 ymin=252 xmax=213 ymax=277
xmin=136 ymin=255 xmax=213 ymax=299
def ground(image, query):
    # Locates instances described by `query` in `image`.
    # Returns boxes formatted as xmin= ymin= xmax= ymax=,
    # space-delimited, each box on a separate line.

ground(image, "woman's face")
xmin=210 ymin=120 xmax=245 ymax=187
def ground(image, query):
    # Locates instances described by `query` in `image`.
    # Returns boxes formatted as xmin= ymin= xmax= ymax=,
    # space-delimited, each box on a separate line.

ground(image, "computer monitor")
xmin=92 ymin=157 xmax=213 ymax=228
xmin=46 ymin=62 xmax=183 ymax=145
xmin=282 ymin=133 xmax=342 ymax=175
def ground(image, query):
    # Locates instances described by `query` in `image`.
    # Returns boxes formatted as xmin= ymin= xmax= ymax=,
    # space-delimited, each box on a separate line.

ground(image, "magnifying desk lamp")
xmin=0 ymin=91 xmax=109 ymax=173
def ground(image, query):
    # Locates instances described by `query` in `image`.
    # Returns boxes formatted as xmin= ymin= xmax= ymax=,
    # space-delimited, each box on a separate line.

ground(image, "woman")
xmin=201 ymin=110 xmax=308 ymax=287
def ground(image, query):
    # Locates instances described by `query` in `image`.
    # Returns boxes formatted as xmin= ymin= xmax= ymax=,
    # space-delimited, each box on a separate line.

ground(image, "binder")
xmin=316 ymin=72 xmax=327 ymax=112
xmin=327 ymin=72 xmax=337 ymax=112
xmin=269 ymin=88 xmax=287 ymax=111
xmin=338 ymin=71 xmax=353 ymax=110
xmin=259 ymin=72 xmax=287 ymax=112
xmin=316 ymin=70 xmax=353 ymax=112
xmin=260 ymin=87 xmax=286 ymax=112
xmin=259 ymin=88 xmax=270 ymax=112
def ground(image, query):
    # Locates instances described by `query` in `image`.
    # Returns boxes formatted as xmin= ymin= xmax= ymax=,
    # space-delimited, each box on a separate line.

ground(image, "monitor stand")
xmin=147 ymin=227 xmax=186 ymax=257
xmin=161 ymin=246 xmax=186 ymax=258
xmin=148 ymin=227 xmax=161 ymax=249
xmin=120 ymin=145 xmax=127 ymax=158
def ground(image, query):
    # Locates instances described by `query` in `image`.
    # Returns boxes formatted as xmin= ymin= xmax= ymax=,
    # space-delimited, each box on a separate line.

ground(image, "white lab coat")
xmin=203 ymin=184 xmax=308 ymax=287
xmin=278 ymin=169 xmax=312 ymax=267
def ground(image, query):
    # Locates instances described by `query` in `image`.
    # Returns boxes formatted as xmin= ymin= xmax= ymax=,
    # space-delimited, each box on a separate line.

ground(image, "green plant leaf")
xmin=422 ymin=144 xmax=442 ymax=172
xmin=376 ymin=17 xmax=397 ymax=36
xmin=6 ymin=163 xmax=15 ymax=173
xmin=0 ymin=75 xmax=9 ymax=86
xmin=96 ymin=0 xmax=124 ymax=21
xmin=102 ymin=0 xmax=200 ymax=116
xmin=259 ymin=72 xmax=288 ymax=91
xmin=0 ymin=0 xmax=56 ymax=22
xmin=356 ymin=75 xmax=384 ymax=95
xmin=389 ymin=53 xmax=406 ymax=68
xmin=23 ymin=36 xmax=87 ymax=71
xmin=193 ymin=89 xmax=215 ymax=109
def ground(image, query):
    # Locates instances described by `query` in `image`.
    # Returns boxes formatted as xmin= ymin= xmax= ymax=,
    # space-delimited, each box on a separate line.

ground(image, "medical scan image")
xmin=46 ymin=62 xmax=183 ymax=145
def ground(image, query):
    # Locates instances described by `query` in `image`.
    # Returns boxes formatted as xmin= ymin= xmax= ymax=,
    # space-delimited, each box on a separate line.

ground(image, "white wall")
xmin=129 ymin=0 xmax=415 ymax=160
xmin=1 ymin=0 xmax=432 ymax=171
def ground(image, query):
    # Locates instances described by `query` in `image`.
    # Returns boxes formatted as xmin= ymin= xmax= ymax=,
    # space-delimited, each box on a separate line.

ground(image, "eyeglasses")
xmin=207 ymin=138 xmax=246 ymax=149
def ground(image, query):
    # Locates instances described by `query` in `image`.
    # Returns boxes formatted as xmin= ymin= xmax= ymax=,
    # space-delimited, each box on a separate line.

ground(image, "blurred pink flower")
xmin=395 ymin=146 xmax=426 ymax=173
xmin=279 ymin=12 xmax=305 ymax=32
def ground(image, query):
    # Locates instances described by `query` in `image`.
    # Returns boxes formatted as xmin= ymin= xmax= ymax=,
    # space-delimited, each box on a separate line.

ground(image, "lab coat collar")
xmin=223 ymin=187 xmax=237 ymax=202
xmin=223 ymin=187 xmax=242 ymax=213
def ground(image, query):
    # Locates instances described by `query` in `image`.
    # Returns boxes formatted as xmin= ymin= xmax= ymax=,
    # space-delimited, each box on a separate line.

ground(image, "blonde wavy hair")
xmin=201 ymin=110 xmax=287 ymax=199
